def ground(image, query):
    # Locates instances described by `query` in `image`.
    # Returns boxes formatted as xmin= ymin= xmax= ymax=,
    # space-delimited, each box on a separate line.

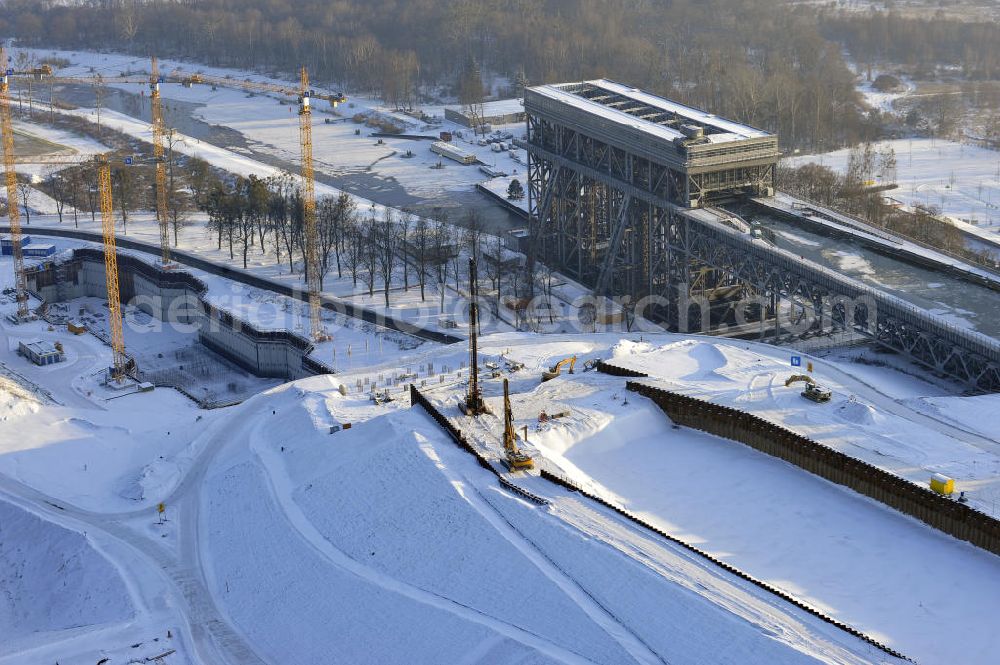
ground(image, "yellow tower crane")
xmin=0 ymin=48 xmax=30 ymax=320
xmin=3 ymin=153 xmax=131 ymax=381
xmin=148 ymin=57 xmax=171 ymax=267
xmin=95 ymin=154 xmax=129 ymax=381
xmin=297 ymin=66 xmax=325 ymax=341
xmin=16 ymin=58 xmax=347 ymax=342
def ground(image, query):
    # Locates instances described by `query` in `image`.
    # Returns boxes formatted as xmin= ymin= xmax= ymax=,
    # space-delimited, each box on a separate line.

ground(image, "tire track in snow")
xmin=413 ymin=433 xmax=665 ymax=665
xmin=247 ymin=422 xmax=607 ymax=665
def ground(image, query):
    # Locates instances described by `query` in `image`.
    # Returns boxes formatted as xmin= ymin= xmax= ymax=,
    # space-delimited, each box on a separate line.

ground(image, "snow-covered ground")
xmin=451 ymin=333 xmax=1000 ymax=664
xmin=3 ymin=44 xmax=1000 ymax=665
xmin=4 ymin=293 xmax=999 ymax=663
xmin=786 ymin=138 xmax=1000 ymax=228
xmin=197 ymin=364 xmax=903 ymax=665
xmin=9 ymin=46 xmax=528 ymax=223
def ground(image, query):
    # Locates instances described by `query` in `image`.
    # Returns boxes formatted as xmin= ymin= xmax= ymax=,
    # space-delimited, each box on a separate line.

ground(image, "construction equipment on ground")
xmin=801 ymin=383 xmax=832 ymax=403
xmin=786 ymin=374 xmax=830 ymax=403
xmin=502 ymin=378 xmax=534 ymax=470
xmin=542 ymin=356 xmax=577 ymax=382
xmin=583 ymin=358 xmax=601 ymax=372
xmin=784 ymin=374 xmax=816 ymax=387
xmin=0 ymin=147 xmax=133 ymax=381
xmin=538 ymin=409 xmax=570 ymax=423
xmin=460 ymin=257 xmax=490 ymax=415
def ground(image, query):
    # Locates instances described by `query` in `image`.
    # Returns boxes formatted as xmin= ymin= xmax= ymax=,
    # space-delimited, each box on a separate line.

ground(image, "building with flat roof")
xmin=18 ymin=340 xmax=64 ymax=366
xmin=522 ymin=78 xmax=781 ymax=300
xmin=1 ymin=235 xmax=31 ymax=255
xmin=445 ymin=98 xmax=526 ymax=129
xmin=524 ymin=79 xmax=780 ymax=207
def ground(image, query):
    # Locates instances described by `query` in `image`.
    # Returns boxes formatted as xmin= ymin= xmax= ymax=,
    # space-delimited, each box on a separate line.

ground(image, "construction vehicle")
xmin=502 ymin=378 xmax=534 ymax=470
xmin=538 ymin=410 xmax=570 ymax=423
xmin=371 ymin=389 xmax=394 ymax=405
xmin=801 ymin=383 xmax=832 ymax=403
xmin=785 ymin=373 xmax=831 ymax=402
xmin=459 ymin=257 xmax=490 ymax=415
xmin=541 ymin=356 xmax=576 ymax=382
xmin=583 ymin=358 xmax=601 ymax=372
xmin=504 ymin=358 xmax=524 ymax=372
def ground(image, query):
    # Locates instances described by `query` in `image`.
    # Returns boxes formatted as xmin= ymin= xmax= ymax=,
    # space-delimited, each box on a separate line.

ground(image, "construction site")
xmin=0 ymin=45 xmax=999 ymax=665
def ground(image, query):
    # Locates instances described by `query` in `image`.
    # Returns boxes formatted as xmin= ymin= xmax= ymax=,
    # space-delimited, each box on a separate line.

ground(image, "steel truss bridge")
xmin=522 ymin=82 xmax=1000 ymax=391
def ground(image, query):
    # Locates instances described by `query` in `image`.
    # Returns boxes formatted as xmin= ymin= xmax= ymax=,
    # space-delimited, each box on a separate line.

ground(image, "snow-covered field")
xmin=4 ymin=280 xmax=1000 ymax=663
xmin=9 ymin=46 xmax=528 ymax=222
xmin=786 ymin=138 xmax=1000 ymax=227
xmin=2 ymin=44 xmax=1000 ymax=665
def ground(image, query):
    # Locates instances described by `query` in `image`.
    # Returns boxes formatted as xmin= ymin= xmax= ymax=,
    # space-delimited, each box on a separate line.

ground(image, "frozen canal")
xmin=755 ymin=213 xmax=1000 ymax=339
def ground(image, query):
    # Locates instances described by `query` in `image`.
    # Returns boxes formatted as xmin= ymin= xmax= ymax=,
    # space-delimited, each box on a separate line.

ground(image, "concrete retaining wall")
xmin=623 ymin=377 xmax=1000 ymax=558
xmin=26 ymin=248 xmax=331 ymax=381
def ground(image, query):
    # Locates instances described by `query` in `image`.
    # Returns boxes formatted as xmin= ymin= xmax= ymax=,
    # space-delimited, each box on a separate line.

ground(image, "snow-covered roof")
xmin=446 ymin=98 xmax=525 ymax=119
xmin=21 ymin=340 xmax=61 ymax=356
xmin=528 ymin=79 xmax=770 ymax=144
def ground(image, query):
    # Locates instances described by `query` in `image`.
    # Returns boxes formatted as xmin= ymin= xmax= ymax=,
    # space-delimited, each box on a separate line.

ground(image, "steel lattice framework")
xmin=523 ymin=81 xmax=1000 ymax=391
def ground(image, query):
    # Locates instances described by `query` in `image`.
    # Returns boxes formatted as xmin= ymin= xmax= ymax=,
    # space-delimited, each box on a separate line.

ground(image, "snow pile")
xmin=0 ymin=382 xmax=42 ymax=420
xmin=0 ymin=500 xmax=133 ymax=648
xmin=835 ymin=398 xmax=883 ymax=427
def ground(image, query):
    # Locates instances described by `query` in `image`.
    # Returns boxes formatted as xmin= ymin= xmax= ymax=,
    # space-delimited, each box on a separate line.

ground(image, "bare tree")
xmin=165 ymin=129 xmax=192 ymax=245
xmin=342 ymin=217 xmax=364 ymax=289
xmin=362 ymin=207 xmax=379 ymax=297
xmin=112 ymin=164 xmax=138 ymax=234
xmin=15 ymin=181 xmax=34 ymax=225
xmin=462 ymin=208 xmax=485 ymax=264
xmin=317 ymin=192 xmax=355 ymax=289
xmin=45 ymin=170 xmax=67 ymax=223
xmin=376 ymin=208 xmax=400 ymax=307
xmin=67 ymin=169 xmax=83 ymax=228
xmin=414 ymin=215 xmax=429 ymax=302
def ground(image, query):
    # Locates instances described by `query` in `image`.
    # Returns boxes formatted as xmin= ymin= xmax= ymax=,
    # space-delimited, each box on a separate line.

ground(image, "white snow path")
xmin=247 ymin=417 xmax=619 ymax=665
xmin=411 ymin=432 xmax=665 ymax=665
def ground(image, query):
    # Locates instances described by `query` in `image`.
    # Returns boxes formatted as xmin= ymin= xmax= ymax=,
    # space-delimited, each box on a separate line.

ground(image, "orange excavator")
xmin=541 ymin=356 xmax=576 ymax=382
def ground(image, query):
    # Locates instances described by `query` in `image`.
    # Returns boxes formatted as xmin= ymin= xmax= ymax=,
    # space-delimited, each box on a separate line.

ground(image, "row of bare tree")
xmin=197 ymin=173 xmax=532 ymax=312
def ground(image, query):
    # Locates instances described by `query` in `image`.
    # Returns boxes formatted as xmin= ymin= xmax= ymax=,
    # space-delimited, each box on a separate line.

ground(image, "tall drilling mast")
xmin=298 ymin=67 xmax=324 ymax=341
xmin=462 ymin=257 xmax=488 ymax=415
xmin=149 ymin=56 xmax=171 ymax=266
xmin=0 ymin=48 xmax=29 ymax=320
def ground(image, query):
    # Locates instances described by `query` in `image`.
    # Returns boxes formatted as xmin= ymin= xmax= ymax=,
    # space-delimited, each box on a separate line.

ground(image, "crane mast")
xmin=96 ymin=156 xmax=128 ymax=381
xmin=298 ymin=67 xmax=325 ymax=341
xmin=149 ymin=57 xmax=171 ymax=266
xmin=0 ymin=48 xmax=30 ymax=320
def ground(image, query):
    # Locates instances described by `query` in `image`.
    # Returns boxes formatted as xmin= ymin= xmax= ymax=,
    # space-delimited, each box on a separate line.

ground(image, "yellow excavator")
xmin=541 ymin=356 xmax=576 ymax=382
xmin=503 ymin=378 xmax=534 ymax=470
xmin=785 ymin=374 xmax=832 ymax=403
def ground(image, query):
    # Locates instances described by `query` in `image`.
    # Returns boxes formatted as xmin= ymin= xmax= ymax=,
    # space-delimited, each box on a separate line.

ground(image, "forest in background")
xmin=2 ymin=0 xmax=877 ymax=152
